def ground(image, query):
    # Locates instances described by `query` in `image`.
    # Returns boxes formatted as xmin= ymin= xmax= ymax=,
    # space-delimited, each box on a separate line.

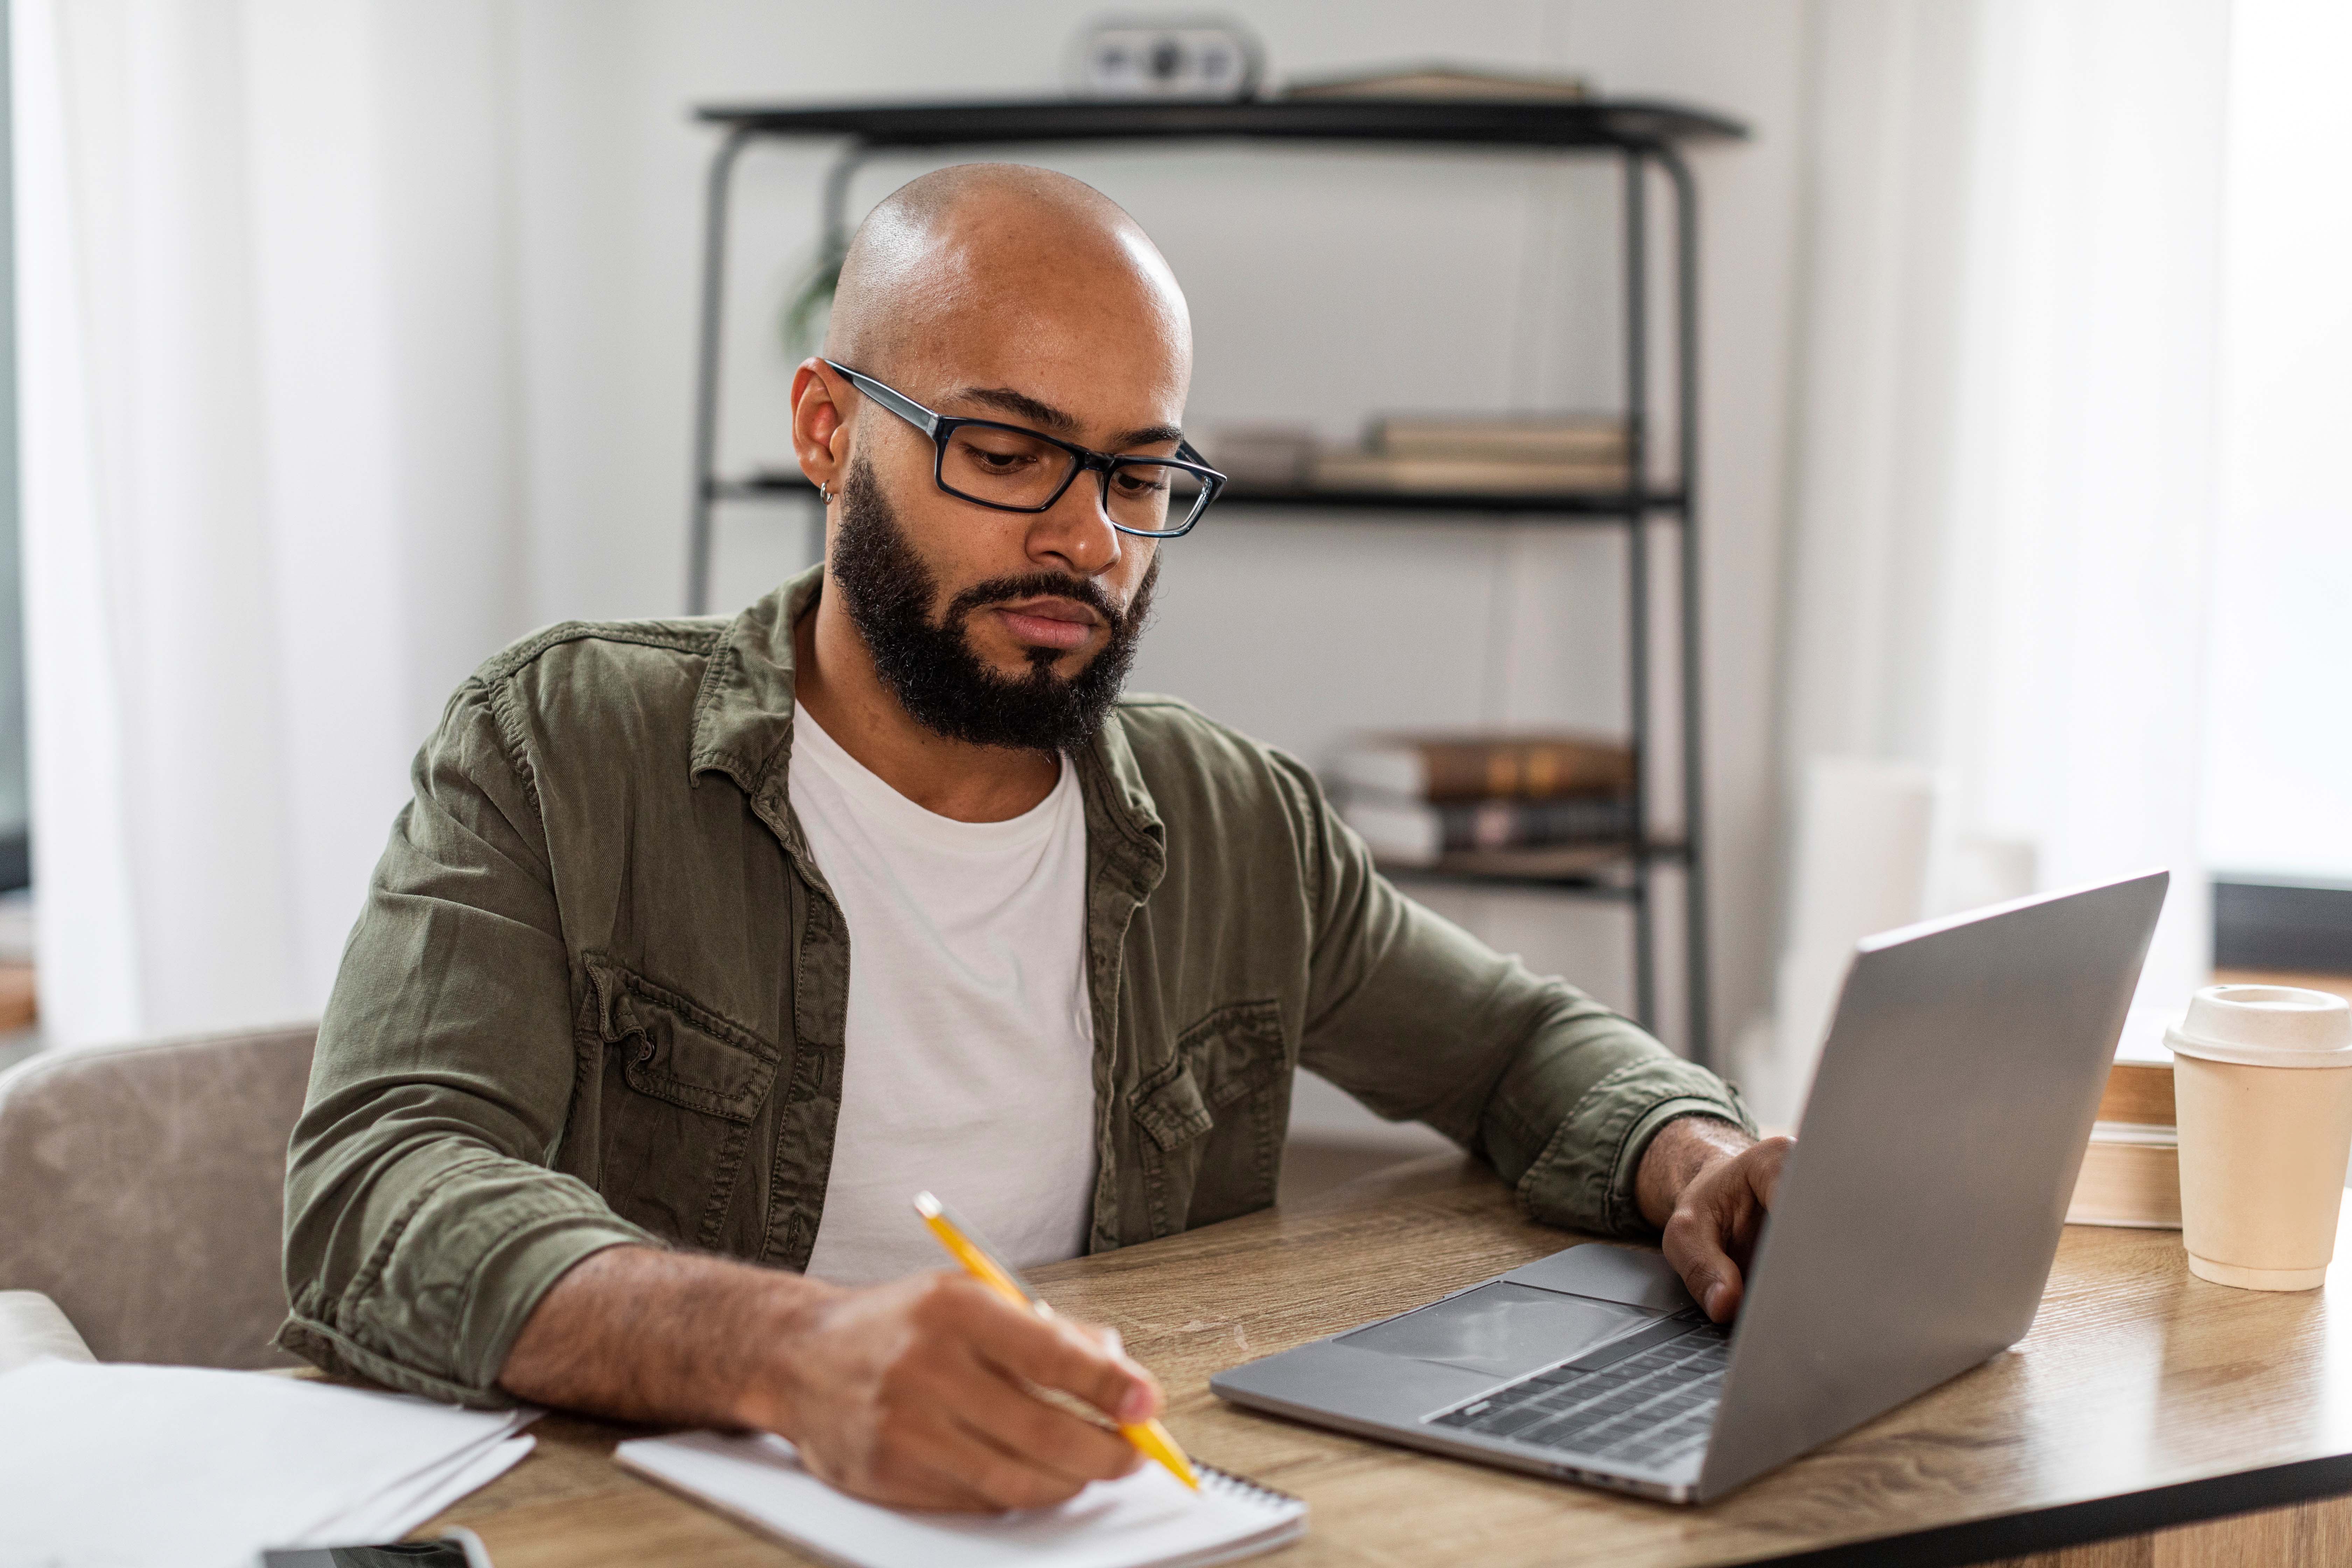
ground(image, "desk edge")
xmin=1745 ymin=1453 xmax=2352 ymax=1567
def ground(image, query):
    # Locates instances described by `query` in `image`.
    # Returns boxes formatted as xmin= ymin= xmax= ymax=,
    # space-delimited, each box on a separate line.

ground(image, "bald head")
xmin=824 ymin=164 xmax=1191 ymax=410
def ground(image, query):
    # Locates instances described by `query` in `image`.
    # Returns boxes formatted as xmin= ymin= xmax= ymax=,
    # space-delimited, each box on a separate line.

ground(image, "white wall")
xmin=503 ymin=0 xmax=1810 ymax=1062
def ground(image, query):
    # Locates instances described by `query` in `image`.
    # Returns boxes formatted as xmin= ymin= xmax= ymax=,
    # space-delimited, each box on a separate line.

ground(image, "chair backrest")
xmin=0 ymin=1024 xmax=316 ymax=1367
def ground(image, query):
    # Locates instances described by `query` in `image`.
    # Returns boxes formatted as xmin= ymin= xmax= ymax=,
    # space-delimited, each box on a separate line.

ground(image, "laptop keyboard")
xmin=1428 ymin=1314 xmax=1730 ymax=1470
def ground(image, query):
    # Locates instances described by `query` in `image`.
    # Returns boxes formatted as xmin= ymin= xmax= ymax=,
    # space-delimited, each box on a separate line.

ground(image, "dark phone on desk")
xmin=260 ymin=1530 xmax=492 ymax=1568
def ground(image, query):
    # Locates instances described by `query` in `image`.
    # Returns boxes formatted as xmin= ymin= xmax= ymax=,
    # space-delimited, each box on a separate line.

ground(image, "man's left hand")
xmin=1635 ymin=1116 xmax=1793 ymax=1323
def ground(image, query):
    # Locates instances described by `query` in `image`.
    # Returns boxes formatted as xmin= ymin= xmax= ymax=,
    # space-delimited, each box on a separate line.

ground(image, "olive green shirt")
xmin=279 ymin=566 xmax=1749 ymax=1405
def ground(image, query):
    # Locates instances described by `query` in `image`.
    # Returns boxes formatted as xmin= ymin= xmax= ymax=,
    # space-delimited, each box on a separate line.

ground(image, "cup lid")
xmin=2165 ymin=984 xmax=2352 ymax=1068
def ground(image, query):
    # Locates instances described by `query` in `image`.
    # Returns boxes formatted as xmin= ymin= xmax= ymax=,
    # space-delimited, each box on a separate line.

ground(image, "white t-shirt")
xmin=792 ymin=705 xmax=1098 ymax=1286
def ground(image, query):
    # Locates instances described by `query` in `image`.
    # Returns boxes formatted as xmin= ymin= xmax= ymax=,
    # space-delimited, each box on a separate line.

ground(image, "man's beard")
xmin=828 ymin=456 xmax=1158 ymax=753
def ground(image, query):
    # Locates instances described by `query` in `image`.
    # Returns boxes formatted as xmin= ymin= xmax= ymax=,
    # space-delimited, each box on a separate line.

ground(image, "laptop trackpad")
xmin=1499 ymin=1242 xmax=1697 ymax=1311
xmin=1335 ymin=1281 xmax=1650 ymax=1380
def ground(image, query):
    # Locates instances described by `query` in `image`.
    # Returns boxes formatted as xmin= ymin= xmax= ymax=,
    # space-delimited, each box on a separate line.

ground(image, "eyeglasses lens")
xmin=941 ymin=425 xmax=1076 ymax=509
xmin=1105 ymin=461 xmax=1208 ymax=535
xmin=940 ymin=425 xmax=1206 ymax=536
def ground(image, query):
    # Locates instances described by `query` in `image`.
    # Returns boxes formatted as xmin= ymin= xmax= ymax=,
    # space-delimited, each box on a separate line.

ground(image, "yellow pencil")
xmin=913 ymin=1191 xmax=1200 ymax=1492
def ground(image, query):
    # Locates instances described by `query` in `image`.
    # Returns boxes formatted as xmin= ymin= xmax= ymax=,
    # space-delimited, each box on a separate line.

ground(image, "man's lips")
xmin=990 ymin=596 xmax=1104 ymax=652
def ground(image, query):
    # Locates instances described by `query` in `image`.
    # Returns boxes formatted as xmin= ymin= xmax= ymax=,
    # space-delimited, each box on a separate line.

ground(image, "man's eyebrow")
xmin=1108 ymin=422 xmax=1186 ymax=450
xmin=959 ymin=385 xmax=1079 ymax=432
xmin=957 ymin=386 xmax=1185 ymax=452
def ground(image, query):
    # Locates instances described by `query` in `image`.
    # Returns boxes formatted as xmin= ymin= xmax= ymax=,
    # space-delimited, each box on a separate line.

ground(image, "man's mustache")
xmin=944 ymin=572 xmax=1133 ymax=632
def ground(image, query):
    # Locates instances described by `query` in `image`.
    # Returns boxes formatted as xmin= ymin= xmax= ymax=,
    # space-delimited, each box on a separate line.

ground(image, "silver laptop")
xmin=1212 ymin=869 xmax=2168 ymax=1503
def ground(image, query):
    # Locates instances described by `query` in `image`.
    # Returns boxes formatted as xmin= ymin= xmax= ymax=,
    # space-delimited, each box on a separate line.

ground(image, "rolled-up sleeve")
xmin=1285 ymin=755 xmax=1751 ymax=1238
xmin=278 ymin=681 xmax=656 ymax=1405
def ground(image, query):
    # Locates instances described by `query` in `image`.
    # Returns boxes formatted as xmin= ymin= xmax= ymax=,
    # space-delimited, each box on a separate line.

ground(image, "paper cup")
xmin=2168 ymin=985 xmax=2352 ymax=1292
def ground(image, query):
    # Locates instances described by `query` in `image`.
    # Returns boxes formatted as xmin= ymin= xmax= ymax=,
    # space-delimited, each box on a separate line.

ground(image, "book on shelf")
xmin=1205 ymin=425 xmax=1317 ymax=488
xmin=1342 ymin=794 xmax=1638 ymax=868
xmin=1334 ymin=732 xmax=1635 ymax=803
xmin=1369 ymin=414 xmax=1628 ymax=463
xmin=1202 ymin=415 xmax=1635 ymax=499
xmin=2065 ymin=1016 xmax=2179 ymax=1229
xmin=1311 ymin=449 xmax=1631 ymax=496
xmin=1394 ymin=843 xmax=1633 ymax=881
xmin=1282 ymin=64 xmax=1591 ymax=101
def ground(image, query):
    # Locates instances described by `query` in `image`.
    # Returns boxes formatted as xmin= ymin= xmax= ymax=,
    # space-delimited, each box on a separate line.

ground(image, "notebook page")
xmin=616 ymin=1430 xmax=1304 ymax=1568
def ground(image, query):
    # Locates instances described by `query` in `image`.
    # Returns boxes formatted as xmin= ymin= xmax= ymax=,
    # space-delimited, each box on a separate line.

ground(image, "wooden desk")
xmin=428 ymin=1155 xmax=2352 ymax=1567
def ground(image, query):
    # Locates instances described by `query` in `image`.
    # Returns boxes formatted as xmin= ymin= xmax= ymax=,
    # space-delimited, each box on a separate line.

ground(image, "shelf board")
xmin=710 ymin=476 xmax=825 ymax=504
xmin=695 ymin=96 xmax=1747 ymax=152
xmin=711 ymin=472 xmax=1686 ymax=520
xmin=1211 ymin=484 xmax=1685 ymax=518
xmin=1380 ymin=840 xmax=1691 ymax=901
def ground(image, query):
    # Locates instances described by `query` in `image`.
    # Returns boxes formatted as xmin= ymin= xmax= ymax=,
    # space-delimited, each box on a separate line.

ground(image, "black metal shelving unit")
xmin=685 ymin=94 xmax=1744 ymax=1064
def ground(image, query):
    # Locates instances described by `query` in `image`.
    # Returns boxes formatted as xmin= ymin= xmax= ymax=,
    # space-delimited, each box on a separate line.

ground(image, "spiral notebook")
xmin=615 ymin=1429 xmax=1305 ymax=1568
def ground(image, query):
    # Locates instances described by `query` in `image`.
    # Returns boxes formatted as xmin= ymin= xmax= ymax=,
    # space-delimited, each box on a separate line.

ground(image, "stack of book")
xmin=1332 ymin=731 xmax=1638 ymax=875
xmin=1313 ymin=414 xmax=1632 ymax=496
xmin=1203 ymin=425 xmax=1317 ymax=488
xmin=2064 ymin=1021 xmax=2179 ymax=1228
xmin=1281 ymin=64 xmax=1593 ymax=101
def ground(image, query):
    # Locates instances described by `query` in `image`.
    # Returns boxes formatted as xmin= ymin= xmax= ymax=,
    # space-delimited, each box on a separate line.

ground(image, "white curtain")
xmin=2201 ymin=0 xmax=2352 ymax=884
xmin=12 ymin=0 xmax=534 ymax=1047
xmin=1752 ymin=0 xmax=2232 ymax=1114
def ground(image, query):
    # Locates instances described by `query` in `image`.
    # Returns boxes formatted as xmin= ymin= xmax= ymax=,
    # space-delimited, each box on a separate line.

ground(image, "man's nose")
xmin=1026 ymin=465 xmax=1121 ymax=579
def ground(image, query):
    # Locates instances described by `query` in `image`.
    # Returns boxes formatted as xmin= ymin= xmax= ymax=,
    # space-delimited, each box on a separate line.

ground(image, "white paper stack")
xmin=0 ymin=1290 xmax=95 ymax=1374
xmin=0 ymin=1359 xmax=535 ymax=1568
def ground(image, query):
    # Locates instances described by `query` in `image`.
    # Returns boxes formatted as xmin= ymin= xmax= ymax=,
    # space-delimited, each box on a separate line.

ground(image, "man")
xmin=282 ymin=164 xmax=1788 ymax=1513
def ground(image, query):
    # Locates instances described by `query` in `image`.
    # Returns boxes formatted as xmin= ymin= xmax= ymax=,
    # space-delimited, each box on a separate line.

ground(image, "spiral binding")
xmin=1197 ymin=1463 xmax=1303 ymax=1511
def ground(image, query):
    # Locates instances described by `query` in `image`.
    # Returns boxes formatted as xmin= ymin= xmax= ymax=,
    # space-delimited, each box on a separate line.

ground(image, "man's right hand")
xmin=499 ymin=1245 xmax=1160 ymax=1512
xmin=763 ymin=1270 xmax=1158 ymax=1510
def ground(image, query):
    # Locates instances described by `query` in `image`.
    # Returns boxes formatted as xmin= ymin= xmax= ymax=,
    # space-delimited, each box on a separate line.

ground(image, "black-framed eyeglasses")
xmin=821 ymin=359 xmax=1225 ymax=539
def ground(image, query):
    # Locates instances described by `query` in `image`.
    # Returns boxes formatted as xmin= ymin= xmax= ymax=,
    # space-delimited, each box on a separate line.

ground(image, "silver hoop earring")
xmin=817 ymin=481 xmax=833 ymax=503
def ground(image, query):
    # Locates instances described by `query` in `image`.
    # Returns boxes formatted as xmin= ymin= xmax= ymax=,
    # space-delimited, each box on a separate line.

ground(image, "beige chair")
xmin=0 ymin=1024 xmax=316 ymax=1368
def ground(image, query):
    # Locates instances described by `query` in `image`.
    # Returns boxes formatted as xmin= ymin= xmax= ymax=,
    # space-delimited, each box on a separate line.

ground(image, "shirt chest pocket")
xmin=583 ymin=954 xmax=783 ymax=1248
xmin=1131 ymin=1000 xmax=1292 ymax=1237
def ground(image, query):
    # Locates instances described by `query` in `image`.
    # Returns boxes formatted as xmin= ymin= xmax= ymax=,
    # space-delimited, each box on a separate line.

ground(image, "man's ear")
xmin=790 ymin=359 xmax=849 ymax=493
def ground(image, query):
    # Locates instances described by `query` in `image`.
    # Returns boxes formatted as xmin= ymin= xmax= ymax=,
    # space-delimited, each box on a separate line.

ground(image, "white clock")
xmin=1070 ymin=15 xmax=1262 ymax=100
